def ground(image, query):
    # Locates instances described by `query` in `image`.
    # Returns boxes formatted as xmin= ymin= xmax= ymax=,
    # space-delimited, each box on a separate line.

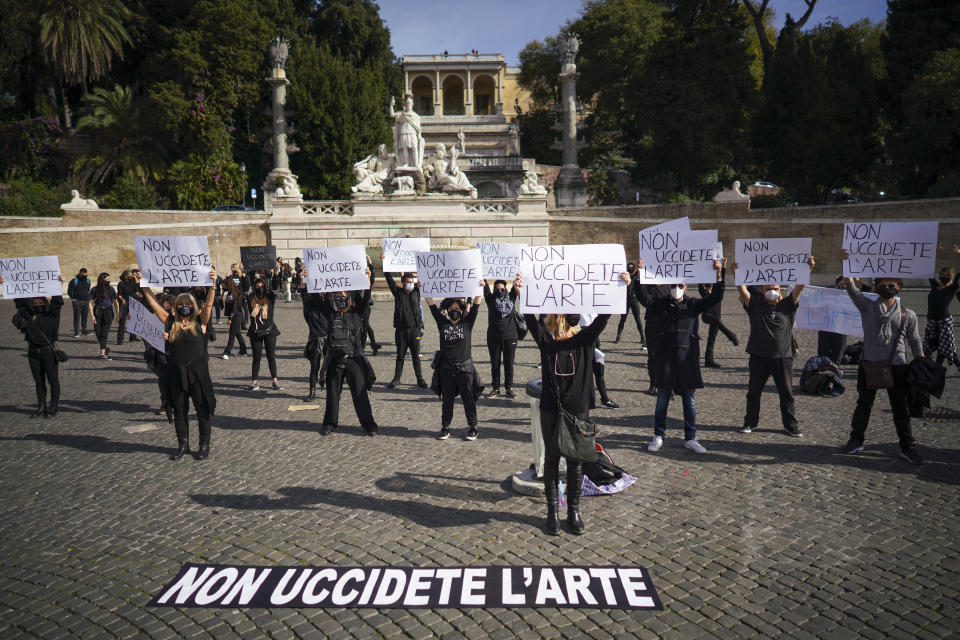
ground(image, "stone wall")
xmin=549 ymin=198 xmax=960 ymax=284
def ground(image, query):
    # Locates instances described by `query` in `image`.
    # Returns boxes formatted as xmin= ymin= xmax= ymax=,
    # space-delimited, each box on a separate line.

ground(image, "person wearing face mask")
xmin=837 ymin=250 xmax=925 ymax=464
xmin=88 ymin=272 xmax=118 ymax=360
xmin=483 ymin=279 xmax=520 ymax=398
xmin=698 ymin=279 xmax=739 ymax=367
xmin=67 ymin=268 xmax=91 ymax=338
xmin=816 ymin=276 xmax=852 ymax=363
xmin=246 ymin=275 xmax=282 ymax=392
xmin=733 ymin=255 xmax=815 ymax=437
xmin=615 ymin=262 xmax=646 ymax=348
xmin=219 ymin=275 xmax=247 ymax=359
xmin=383 ymin=262 xmax=428 ymax=389
xmin=635 ymin=258 xmax=725 ymax=453
xmin=115 ymin=270 xmax=141 ymax=345
xmin=229 ymin=263 xmax=251 ymax=329
xmin=141 ymin=270 xmax=218 ymax=460
xmin=5 ymin=274 xmax=65 ymax=417
xmin=921 ymin=244 xmax=960 ymax=369
xmin=515 ymin=270 xmax=631 ymax=536
xmin=360 ymin=255 xmax=381 ymax=355
xmin=320 ymin=282 xmax=378 ymax=436
xmin=144 ymin=293 xmax=175 ymax=423
xmin=426 ymin=291 xmax=484 ymax=440
xmin=297 ymin=267 xmax=330 ymax=401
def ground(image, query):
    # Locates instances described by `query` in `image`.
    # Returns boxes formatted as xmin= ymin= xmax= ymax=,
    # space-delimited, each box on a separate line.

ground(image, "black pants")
xmin=213 ymin=297 xmax=221 ymax=321
xmin=850 ymin=363 xmax=914 ymax=449
xmin=817 ymin=331 xmax=847 ymax=363
xmin=440 ymin=368 xmax=478 ymax=427
xmin=28 ymin=348 xmax=60 ymax=405
xmin=592 ymin=361 xmax=610 ymax=404
xmin=156 ymin=364 xmax=171 ymax=409
xmin=704 ymin=318 xmax=737 ymax=361
xmin=240 ymin=301 xmax=249 ymax=329
xmin=646 ymin=332 xmax=657 ymax=388
xmin=487 ymin=337 xmax=517 ymax=390
xmin=617 ymin=299 xmax=645 ymax=342
xmin=250 ymin=334 xmax=278 ymax=379
xmin=539 ymin=409 xmax=583 ymax=502
xmin=393 ymin=327 xmax=424 ymax=382
xmin=744 ymin=355 xmax=796 ymax=429
xmin=72 ymin=300 xmax=88 ymax=333
xmin=94 ymin=308 xmax=114 ymax=350
xmin=168 ymin=375 xmax=212 ymax=445
xmin=224 ymin=319 xmax=247 ymax=355
xmin=361 ymin=305 xmax=376 ymax=350
xmin=324 ymin=358 xmax=376 ymax=429
xmin=306 ymin=338 xmax=327 ymax=389
xmin=116 ymin=303 xmax=130 ymax=344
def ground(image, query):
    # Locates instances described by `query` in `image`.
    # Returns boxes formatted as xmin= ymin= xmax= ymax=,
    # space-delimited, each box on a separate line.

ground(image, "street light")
xmin=240 ymin=162 xmax=247 ymax=207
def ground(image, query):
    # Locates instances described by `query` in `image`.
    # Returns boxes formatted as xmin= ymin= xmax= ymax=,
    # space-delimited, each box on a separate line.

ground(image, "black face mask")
xmin=178 ymin=306 xmax=193 ymax=316
xmin=255 ymin=286 xmax=265 ymax=295
xmin=496 ymin=289 xmax=507 ymax=297
xmin=447 ymin=309 xmax=462 ymax=321
xmin=334 ymin=296 xmax=348 ymax=310
xmin=627 ymin=265 xmax=636 ymax=273
xmin=940 ymin=276 xmax=952 ymax=284
xmin=876 ymin=284 xmax=898 ymax=300
xmin=566 ymin=314 xmax=581 ymax=326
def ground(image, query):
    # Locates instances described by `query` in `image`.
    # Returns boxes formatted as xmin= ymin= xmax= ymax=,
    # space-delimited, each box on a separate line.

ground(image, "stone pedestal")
xmin=554 ymin=166 xmax=587 ymax=208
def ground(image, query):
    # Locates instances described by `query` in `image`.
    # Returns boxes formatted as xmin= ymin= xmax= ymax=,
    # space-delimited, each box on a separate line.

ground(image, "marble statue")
xmin=269 ymin=36 xmax=290 ymax=70
xmin=423 ymin=144 xmax=476 ymax=197
xmin=519 ymin=169 xmax=548 ymax=196
xmin=457 ymin=127 xmax=466 ymax=155
xmin=351 ymin=144 xmax=395 ymax=194
xmin=62 ymin=190 xmax=98 ymax=209
xmin=713 ymin=180 xmax=750 ymax=202
xmin=509 ymin=126 xmax=520 ymax=156
xmin=391 ymin=175 xmax=415 ymax=194
xmin=389 ymin=94 xmax=424 ymax=169
xmin=275 ymin=173 xmax=302 ymax=199
xmin=561 ymin=34 xmax=580 ymax=66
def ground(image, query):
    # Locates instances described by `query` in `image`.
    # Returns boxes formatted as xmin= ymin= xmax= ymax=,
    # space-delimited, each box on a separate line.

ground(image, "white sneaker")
xmin=221 ymin=354 xmax=229 ymax=360
xmin=685 ymin=439 xmax=707 ymax=454
xmin=647 ymin=436 xmax=663 ymax=452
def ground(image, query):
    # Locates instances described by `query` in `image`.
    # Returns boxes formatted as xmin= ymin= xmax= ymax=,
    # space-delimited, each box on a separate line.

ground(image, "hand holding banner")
xmin=382 ymin=237 xmax=430 ymax=272
xmin=476 ymin=241 xmax=527 ymax=280
xmin=518 ymin=244 xmax=627 ymax=314
xmin=795 ymin=285 xmax=879 ymax=338
xmin=303 ymin=246 xmax=369 ymax=293
xmin=0 ymin=255 xmax=62 ymax=299
xmin=415 ymin=250 xmax=483 ymax=298
xmin=240 ymin=246 xmax=277 ymax=272
xmin=638 ymin=224 xmax=719 ymax=284
xmin=127 ymin=298 xmax=167 ymax=351
xmin=842 ymin=221 xmax=938 ymax=279
xmin=136 ymin=236 xmax=212 ymax=287
xmin=734 ymin=238 xmax=812 ymax=286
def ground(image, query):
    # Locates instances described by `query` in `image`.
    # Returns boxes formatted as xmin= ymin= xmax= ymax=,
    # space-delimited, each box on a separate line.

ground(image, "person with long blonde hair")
xmin=141 ymin=269 xmax=218 ymax=460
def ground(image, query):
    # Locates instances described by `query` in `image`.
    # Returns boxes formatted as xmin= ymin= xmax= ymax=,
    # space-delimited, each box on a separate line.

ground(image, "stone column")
xmin=263 ymin=37 xmax=302 ymax=215
xmin=553 ymin=36 xmax=587 ymax=208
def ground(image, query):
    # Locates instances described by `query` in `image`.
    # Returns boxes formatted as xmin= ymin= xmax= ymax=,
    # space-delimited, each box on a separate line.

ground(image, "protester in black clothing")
xmin=228 ymin=263 xmax=251 ymax=328
xmin=583 ymin=316 xmax=619 ymax=409
xmin=219 ymin=276 xmax=247 ymax=359
xmin=246 ymin=274 xmax=282 ymax=391
xmin=361 ymin=255 xmax=381 ymax=355
xmin=145 ymin=293 xmax=175 ymax=423
xmin=383 ymin=267 xmax=427 ymax=388
xmin=88 ymin=272 xmax=118 ymax=359
xmin=67 ymin=268 xmax=91 ymax=337
xmin=211 ymin=270 xmax=223 ymax=323
xmin=142 ymin=272 xmax=218 ymax=460
xmin=640 ymin=284 xmax=667 ymax=394
xmin=515 ymin=270 xmax=630 ymax=536
xmin=734 ymin=256 xmax=815 ymax=437
xmin=115 ymin=270 xmax=141 ymax=344
xmin=483 ymin=280 xmax=519 ymax=398
xmin=816 ymin=277 xmax=850 ymax=363
xmin=320 ymin=284 xmax=378 ymax=436
xmin=615 ymin=263 xmax=646 ymax=347
xmin=698 ymin=280 xmax=738 ymax=367
xmin=426 ymin=292 xmax=484 ymax=440
xmin=922 ymin=244 xmax=960 ymax=368
xmin=6 ymin=274 xmax=65 ymax=417
xmin=298 ymin=268 xmax=329 ymax=401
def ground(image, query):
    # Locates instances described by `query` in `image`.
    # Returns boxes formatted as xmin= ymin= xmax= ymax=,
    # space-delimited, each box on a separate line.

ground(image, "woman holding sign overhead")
xmin=245 ymin=275 xmax=282 ymax=392
xmin=483 ymin=280 xmax=519 ymax=399
xmin=515 ymin=269 xmax=631 ymax=536
xmin=141 ymin=270 xmax=218 ymax=460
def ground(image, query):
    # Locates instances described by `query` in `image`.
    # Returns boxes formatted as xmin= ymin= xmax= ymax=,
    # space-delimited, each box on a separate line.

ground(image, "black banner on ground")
xmin=240 ymin=245 xmax=277 ymax=271
xmin=149 ymin=564 xmax=662 ymax=610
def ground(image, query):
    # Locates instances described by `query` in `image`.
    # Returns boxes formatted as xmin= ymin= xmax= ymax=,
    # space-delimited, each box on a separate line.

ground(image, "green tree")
xmin=102 ymin=173 xmax=162 ymax=208
xmin=167 ymin=153 xmax=242 ymax=210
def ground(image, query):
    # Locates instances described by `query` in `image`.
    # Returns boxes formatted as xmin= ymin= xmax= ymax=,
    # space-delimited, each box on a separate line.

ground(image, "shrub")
xmin=102 ymin=174 xmax=162 ymax=209
xmin=0 ymin=178 xmax=69 ymax=217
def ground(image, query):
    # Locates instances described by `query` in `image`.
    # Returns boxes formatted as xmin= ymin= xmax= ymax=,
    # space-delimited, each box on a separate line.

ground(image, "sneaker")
xmin=99 ymin=354 xmax=111 ymax=360
xmin=465 ymin=426 xmax=479 ymax=441
xmin=784 ymin=425 xmax=803 ymax=437
xmin=104 ymin=347 xmax=111 ymax=356
xmin=647 ymin=436 xmax=663 ymax=452
xmin=685 ymin=439 xmax=707 ymax=454
xmin=504 ymin=388 xmax=517 ymax=399
xmin=485 ymin=389 xmax=501 ymax=399
xmin=739 ymin=425 xmax=753 ymax=433
xmin=438 ymin=426 xmax=451 ymax=440
xmin=73 ymin=333 xmax=80 ymax=339
xmin=641 ymin=344 xmax=648 ymax=351
xmin=900 ymin=447 xmax=923 ymax=465
xmin=838 ymin=438 xmax=864 ymax=454
xmin=221 ymin=354 xmax=230 ymax=360
xmin=417 ymin=379 xmax=429 ymax=389
xmin=246 ymin=384 xmax=260 ymax=392
xmin=271 ymin=381 xmax=283 ymax=391
xmin=601 ymin=399 xmax=620 ymax=409
xmin=387 ymin=379 xmax=399 ymax=389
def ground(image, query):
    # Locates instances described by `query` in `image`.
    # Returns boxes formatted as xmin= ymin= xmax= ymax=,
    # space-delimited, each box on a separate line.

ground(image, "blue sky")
xmin=377 ymin=0 xmax=888 ymax=65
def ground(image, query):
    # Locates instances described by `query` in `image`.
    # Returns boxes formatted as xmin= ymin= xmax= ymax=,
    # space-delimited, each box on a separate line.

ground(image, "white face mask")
xmin=403 ymin=282 xmax=414 ymax=292
xmin=670 ymin=286 xmax=684 ymax=300
xmin=764 ymin=290 xmax=781 ymax=302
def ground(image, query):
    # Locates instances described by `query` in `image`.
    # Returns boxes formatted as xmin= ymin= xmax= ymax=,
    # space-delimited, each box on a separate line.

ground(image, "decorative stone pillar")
xmin=553 ymin=35 xmax=587 ymax=208
xmin=264 ymin=36 xmax=302 ymax=215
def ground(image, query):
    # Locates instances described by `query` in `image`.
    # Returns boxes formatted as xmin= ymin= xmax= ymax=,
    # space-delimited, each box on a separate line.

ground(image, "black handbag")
xmin=553 ymin=380 xmax=598 ymax=462
xmin=40 ymin=331 xmax=68 ymax=363
xmin=862 ymin=310 xmax=905 ymax=391
xmin=514 ymin=311 xmax=528 ymax=341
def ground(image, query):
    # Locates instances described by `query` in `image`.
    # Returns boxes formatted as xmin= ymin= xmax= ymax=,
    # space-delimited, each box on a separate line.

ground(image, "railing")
xmin=465 ymin=200 xmax=519 ymax=215
xmin=301 ymin=201 xmax=354 ymax=216
xmin=403 ymin=54 xmax=503 ymax=63
xmin=464 ymin=156 xmax=522 ymax=169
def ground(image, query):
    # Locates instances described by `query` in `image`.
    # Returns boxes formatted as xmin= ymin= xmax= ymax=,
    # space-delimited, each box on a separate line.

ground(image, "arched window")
xmin=442 ymin=75 xmax=464 ymax=115
xmin=473 ymin=75 xmax=496 ymax=115
xmin=411 ymin=76 xmax=433 ymax=115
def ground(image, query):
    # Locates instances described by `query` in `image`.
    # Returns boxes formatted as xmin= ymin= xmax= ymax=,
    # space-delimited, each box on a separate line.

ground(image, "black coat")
xmin=637 ymin=280 xmax=725 ymax=391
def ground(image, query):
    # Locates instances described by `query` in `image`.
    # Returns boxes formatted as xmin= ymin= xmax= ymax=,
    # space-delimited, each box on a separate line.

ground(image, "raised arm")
xmin=198 ymin=269 xmax=217 ymax=325
xmin=790 ymin=255 xmax=815 ymax=304
xmin=692 ymin=261 xmax=725 ymax=312
xmin=632 ymin=258 xmax=654 ymax=307
xmin=730 ymin=261 xmax=751 ymax=307
xmin=140 ymin=286 xmax=171 ymax=323
xmin=384 ymin=270 xmax=399 ymax=295
xmin=840 ymin=250 xmax=869 ymax=311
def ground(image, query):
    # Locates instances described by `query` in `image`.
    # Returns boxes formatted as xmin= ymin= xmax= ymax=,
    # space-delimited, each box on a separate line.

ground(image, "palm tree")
xmin=72 ymin=84 xmax=166 ymax=186
xmin=38 ymin=0 xmax=133 ymax=127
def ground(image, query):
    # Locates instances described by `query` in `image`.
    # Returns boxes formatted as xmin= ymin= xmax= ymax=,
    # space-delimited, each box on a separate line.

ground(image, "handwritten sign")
xmin=303 ymin=246 xmax=369 ymax=293
xmin=382 ymin=237 xmax=430 ymax=272
xmin=415 ymin=250 xmax=483 ymax=298
xmin=735 ymin=238 xmax=812 ymax=286
xmin=518 ymin=244 xmax=627 ymax=314
xmin=796 ymin=285 xmax=880 ymax=338
xmin=0 ymin=255 xmax=61 ymax=299
xmin=842 ymin=221 xmax=938 ymax=279
xmin=713 ymin=242 xmax=723 ymax=260
xmin=638 ymin=227 xmax=719 ymax=284
xmin=476 ymin=241 xmax=527 ymax=280
xmin=240 ymin=245 xmax=277 ymax=272
xmin=127 ymin=298 xmax=167 ymax=351
xmin=135 ymin=236 xmax=212 ymax=287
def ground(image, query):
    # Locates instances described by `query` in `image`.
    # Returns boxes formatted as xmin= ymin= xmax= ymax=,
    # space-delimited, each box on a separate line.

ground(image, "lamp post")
xmin=241 ymin=162 xmax=247 ymax=207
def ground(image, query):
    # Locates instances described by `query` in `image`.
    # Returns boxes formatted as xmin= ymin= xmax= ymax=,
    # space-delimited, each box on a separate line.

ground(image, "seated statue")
xmin=276 ymin=173 xmax=302 ymax=199
xmin=519 ymin=169 xmax=548 ymax=195
xmin=351 ymin=144 xmax=395 ymax=194
xmin=423 ymin=143 xmax=476 ymax=197
xmin=62 ymin=189 xmax=98 ymax=209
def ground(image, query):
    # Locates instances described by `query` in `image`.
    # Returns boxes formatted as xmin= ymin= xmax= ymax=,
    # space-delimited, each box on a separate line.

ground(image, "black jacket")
xmin=14 ymin=297 xmax=64 ymax=348
xmin=698 ymin=280 xmax=724 ymax=322
xmin=384 ymin=272 xmax=423 ymax=330
xmin=67 ymin=276 xmax=90 ymax=301
xmin=483 ymin=286 xmax=519 ymax=341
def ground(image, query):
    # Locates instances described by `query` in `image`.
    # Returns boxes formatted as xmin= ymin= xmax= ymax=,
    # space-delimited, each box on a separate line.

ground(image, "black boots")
xmin=543 ymin=456 xmax=561 ymax=535
xmin=44 ymin=402 xmax=58 ymax=418
xmin=31 ymin=402 xmax=46 ymax=418
xmin=566 ymin=462 xmax=585 ymax=535
xmin=170 ymin=440 xmax=190 ymax=460
xmin=304 ymin=386 xmax=317 ymax=402
xmin=194 ymin=441 xmax=210 ymax=460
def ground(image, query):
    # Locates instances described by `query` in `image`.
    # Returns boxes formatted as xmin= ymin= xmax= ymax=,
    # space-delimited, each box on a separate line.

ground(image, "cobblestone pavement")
xmin=1 ymin=290 xmax=958 ymax=639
